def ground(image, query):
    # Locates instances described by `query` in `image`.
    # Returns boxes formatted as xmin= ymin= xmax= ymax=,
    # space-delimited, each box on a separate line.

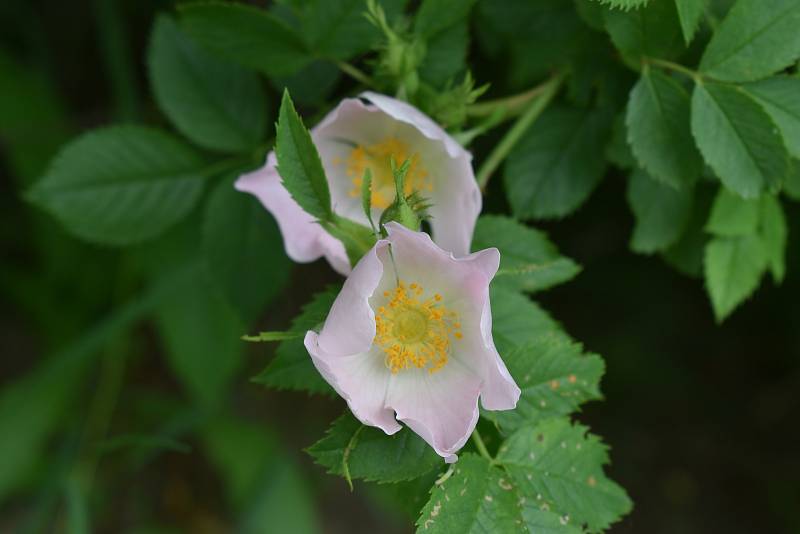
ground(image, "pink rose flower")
xmin=236 ymin=92 xmax=481 ymax=275
xmin=304 ymin=223 xmax=520 ymax=462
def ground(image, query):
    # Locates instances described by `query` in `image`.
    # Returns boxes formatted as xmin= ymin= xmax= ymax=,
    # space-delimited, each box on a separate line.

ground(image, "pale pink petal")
xmin=361 ymin=92 xmax=482 ymax=256
xmin=385 ymin=361 xmax=481 ymax=463
xmin=318 ymin=243 xmax=386 ymax=356
xmin=360 ymin=92 xmax=466 ymax=159
xmin=305 ymin=332 xmax=401 ymax=434
xmin=304 ymin=225 xmax=519 ymax=462
xmin=383 ymin=223 xmax=520 ymax=411
xmin=234 ymin=154 xmax=350 ymax=275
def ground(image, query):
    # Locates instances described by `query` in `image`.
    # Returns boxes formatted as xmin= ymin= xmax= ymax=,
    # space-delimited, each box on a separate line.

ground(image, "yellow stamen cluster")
xmin=342 ymin=138 xmax=432 ymax=209
xmin=374 ymin=281 xmax=462 ymax=374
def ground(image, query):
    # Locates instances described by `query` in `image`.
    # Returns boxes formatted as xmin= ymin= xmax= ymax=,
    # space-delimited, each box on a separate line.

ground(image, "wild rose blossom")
xmin=236 ymin=92 xmax=481 ymax=275
xmin=304 ymin=223 xmax=520 ymax=462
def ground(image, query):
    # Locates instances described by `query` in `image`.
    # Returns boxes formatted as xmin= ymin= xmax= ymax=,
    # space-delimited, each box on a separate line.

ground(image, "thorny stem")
xmin=475 ymin=73 xmax=564 ymax=191
xmin=471 ymin=428 xmax=493 ymax=462
xmin=336 ymin=60 xmax=376 ymax=87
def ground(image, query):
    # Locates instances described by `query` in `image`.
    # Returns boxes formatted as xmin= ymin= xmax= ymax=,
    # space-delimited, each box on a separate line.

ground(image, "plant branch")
xmin=645 ymin=57 xmax=701 ymax=81
xmin=336 ymin=60 xmax=376 ymax=87
xmin=476 ymin=73 xmax=563 ymax=191
xmin=471 ymin=428 xmax=493 ymax=462
xmin=467 ymin=78 xmax=558 ymax=119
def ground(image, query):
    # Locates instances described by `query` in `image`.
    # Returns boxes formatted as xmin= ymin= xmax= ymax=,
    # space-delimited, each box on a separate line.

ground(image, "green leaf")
xmin=626 ymin=67 xmax=702 ymax=188
xmin=744 ymin=76 xmax=800 ymax=159
xmin=759 ymin=195 xmax=787 ymax=282
xmin=704 ymin=235 xmax=767 ymax=321
xmin=698 ymin=0 xmax=800 ymax=82
xmin=275 ymin=90 xmax=332 ymax=221
xmin=253 ymin=286 xmax=338 ymax=395
xmin=179 ymin=2 xmax=310 ymax=78
xmin=0 ymin=48 xmax=70 ymax=185
xmin=497 ymin=418 xmax=632 ymax=532
xmin=202 ymin=417 xmax=321 ymax=533
xmin=473 ymin=215 xmax=581 ymax=293
xmin=603 ymin=0 xmax=683 ymax=63
xmin=418 ymin=21 xmax=469 ymax=88
xmin=490 ymin=286 xmax=572 ymax=356
xmin=705 ymin=187 xmax=760 ymax=236
xmin=270 ymin=60 xmax=341 ymax=107
xmin=627 ymin=169 xmax=694 ymax=253
xmin=323 ymin=214 xmax=377 ymax=268
xmin=239 ymin=454 xmax=321 ymax=534
xmin=304 ymin=0 xmax=406 ymax=59
xmin=417 ymin=453 xmax=582 ymax=533
xmin=605 ymin=113 xmax=636 ymax=170
xmin=307 ymin=414 xmax=441 ymax=486
xmin=785 ymin=160 xmax=800 ymax=200
xmin=203 ymin=417 xmax=278 ymax=508
xmin=504 ymin=106 xmax=610 ymax=219
xmin=203 ymin=177 xmax=291 ymax=323
xmin=156 ymin=262 xmax=244 ymax=408
xmin=64 ymin=477 xmax=89 ymax=534
xmin=0 ymin=267 xmax=181 ymax=501
xmin=675 ymin=0 xmax=707 ymax=44
xmin=487 ymin=338 xmax=604 ymax=433
xmin=148 ymin=15 xmax=267 ymax=152
xmin=415 ymin=0 xmax=477 ymax=38
xmin=691 ymin=82 xmax=789 ymax=198
xmin=28 ymin=126 xmax=206 ymax=245
xmin=662 ymin=184 xmax=714 ymax=277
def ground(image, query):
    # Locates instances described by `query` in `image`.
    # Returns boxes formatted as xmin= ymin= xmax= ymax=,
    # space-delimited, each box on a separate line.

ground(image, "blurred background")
xmin=1 ymin=0 xmax=798 ymax=532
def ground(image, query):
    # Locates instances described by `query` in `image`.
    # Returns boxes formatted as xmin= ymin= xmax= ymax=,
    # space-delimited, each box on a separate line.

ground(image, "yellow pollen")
xmin=342 ymin=138 xmax=432 ymax=209
xmin=374 ymin=280 xmax=462 ymax=374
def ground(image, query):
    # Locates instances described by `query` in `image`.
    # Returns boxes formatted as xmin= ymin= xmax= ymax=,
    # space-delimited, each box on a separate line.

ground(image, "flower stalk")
xmin=476 ymin=72 xmax=564 ymax=191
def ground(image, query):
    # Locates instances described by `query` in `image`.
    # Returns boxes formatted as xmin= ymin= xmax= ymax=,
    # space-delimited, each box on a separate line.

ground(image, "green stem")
xmin=471 ymin=429 xmax=493 ymax=462
xmin=336 ymin=60 xmax=376 ymax=87
xmin=467 ymin=77 xmax=557 ymax=118
xmin=475 ymin=73 xmax=563 ymax=191
xmin=645 ymin=57 xmax=701 ymax=81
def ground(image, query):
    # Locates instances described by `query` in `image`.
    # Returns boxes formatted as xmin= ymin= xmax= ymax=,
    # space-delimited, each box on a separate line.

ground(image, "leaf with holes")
xmin=307 ymin=414 xmax=441 ymax=486
xmin=691 ymin=82 xmax=789 ymax=198
xmin=253 ymin=287 xmax=338 ymax=395
xmin=627 ymin=169 xmax=694 ymax=253
xmin=626 ymin=67 xmax=701 ymax=189
xmin=416 ymin=453 xmax=581 ymax=534
xmin=474 ymin=215 xmax=581 ymax=293
xmin=486 ymin=337 xmax=604 ymax=433
xmin=497 ymin=418 xmax=632 ymax=533
xmin=28 ymin=126 xmax=205 ymax=245
xmin=699 ymin=0 xmax=800 ymax=82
